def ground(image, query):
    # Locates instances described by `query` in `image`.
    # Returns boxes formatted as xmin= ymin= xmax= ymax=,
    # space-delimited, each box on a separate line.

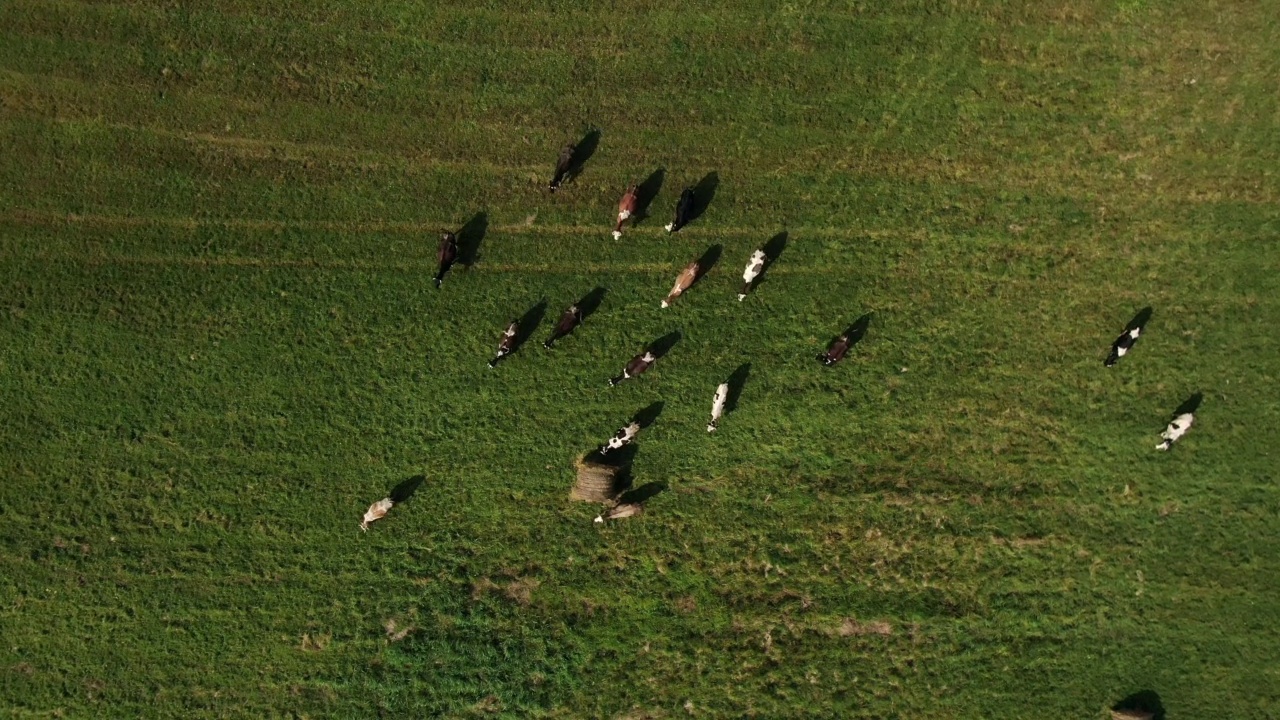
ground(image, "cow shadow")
xmin=631 ymin=401 xmax=664 ymax=429
xmin=726 ymin=362 xmax=751 ymax=413
xmin=1173 ymin=392 xmax=1203 ymax=416
xmin=512 ymin=299 xmax=548 ymax=354
xmin=577 ymin=286 xmax=608 ymax=323
xmin=1111 ymin=690 xmax=1165 ymax=720
xmin=565 ymin=129 xmax=601 ymax=184
xmin=389 ymin=474 xmax=426 ymax=503
xmin=647 ymin=331 xmax=682 ymax=360
xmin=632 ymin=167 xmax=666 ymax=224
xmin=688 ymin=171 xmax=719 ymax=224
xmin=1126 ymin=306 xmax=1154 ymax=332
xmin=842 ymin=312 xmax=873 ymax=346
xmin=458 ymin=211 xmax=487 ymax=267
xmin=694 ymin=244 xmax=723 ymax=281
xmin=619 ymin=481 xmax=667 ymax=505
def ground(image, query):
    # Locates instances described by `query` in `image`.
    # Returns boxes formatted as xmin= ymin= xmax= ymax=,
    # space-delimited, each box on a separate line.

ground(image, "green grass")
xmin=1 ymin=0 xmax=1279 ymax=717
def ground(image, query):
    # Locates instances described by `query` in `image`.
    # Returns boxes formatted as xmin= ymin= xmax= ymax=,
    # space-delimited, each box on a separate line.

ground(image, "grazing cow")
xmin=549 ymin=144 xmax=574 ymax=192
xmin=665 ymin=187 xmax=695 ymax=233
xmin=662 ymin=261 xmax=700 ymax=308
xmin=1156 ymin=412 xmax=1194 ymax=451
xmin=434 ymin=231 xmax=458 ymax=288
xmin=360 ymin=497 xmax=394 ymax=531
xmin=1106 ymin=326 xmax=1142 ymax=367
xmin=488 ymin=319 xmax=519 ymax=368
xmin=612 ymin=184 xmax=638 ymax=240
xmin=707 ymin=382 xmax=729 ymax=432
xmin=817 ymin=334 xmax=851 ymax=366
xmin=609 ymin=351 xmax=656 ymax=386
xmin=601 ymin=421 xmax=640 ymax=455
xmin=594 ymin=502 xmax=644 ymax=524
xmin=739 ymin=249 xmax=766 ymax=300
xmin=544 ymin=304 xmax=582 ymax=349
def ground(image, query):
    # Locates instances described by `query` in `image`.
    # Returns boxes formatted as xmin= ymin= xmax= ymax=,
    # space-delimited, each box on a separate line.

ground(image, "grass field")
xmin=2 ymin=0 xmax=1279 ymax=717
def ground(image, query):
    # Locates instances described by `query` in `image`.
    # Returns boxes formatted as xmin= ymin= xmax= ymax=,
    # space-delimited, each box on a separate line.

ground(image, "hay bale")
xmin=571 ymin=459 xmax=624 ymax=503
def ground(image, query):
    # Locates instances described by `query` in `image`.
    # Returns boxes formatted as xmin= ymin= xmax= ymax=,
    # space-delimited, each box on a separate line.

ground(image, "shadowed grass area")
xmin=1 ymin=0 xmax=1279 ymax=718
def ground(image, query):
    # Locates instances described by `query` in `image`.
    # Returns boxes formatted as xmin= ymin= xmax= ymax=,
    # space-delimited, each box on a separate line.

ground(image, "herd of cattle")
xmin=359 ymin=137 xmax=1198 ymax=530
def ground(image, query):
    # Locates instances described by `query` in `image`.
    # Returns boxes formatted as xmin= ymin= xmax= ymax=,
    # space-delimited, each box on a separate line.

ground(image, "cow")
xmin=434 ymin=231 xmax=458 ymax=288
xmin=609 ymin=351 xmax=656 ymax=386
xmin=594 ymin=502 xmax=643 ymax=524
xmin=488 ymin=319 xmax=519 ymax=368
xmin=612 ymin=184 xmax=638 ymax=240
xmin=662 ymin=261 xmax=700 ymax=308
xmin=360 ymin=497 xmax=394 ymax=531
xmin=817 ymin=334 xmax=851 ymax=366
xmin=739 ymin=249 xmax=766 ymax=300
xmin=1156 ymin=412 xmax=1194 ymax=451
xmin=544 ymin=303 xmax=582 ymax=349
xmin=601 ymin=421 xmax=640 ymax=455
xmin=548 ymin=143 xmax=575 ymax=192
xmin=665 ymin=187 xmax=695 ymax=233
xmin=707 ymin=382 xmax=729 ymax=432
xmin=1106 ymin=326 xmax=1142 ymax=367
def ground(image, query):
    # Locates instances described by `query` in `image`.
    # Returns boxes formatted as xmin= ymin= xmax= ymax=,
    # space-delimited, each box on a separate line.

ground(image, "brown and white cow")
xmin=489 ymin=319 xmax=519 ymax=368
xmin=662 ymin=261 xmax=700 ymax=308
xmin=613 ymin=184 xmax=638 ymax=240
xmin=544 ymin=304 xmax=582 ymax=349
xmin=609 ymin=351 xmax=656 ymax=386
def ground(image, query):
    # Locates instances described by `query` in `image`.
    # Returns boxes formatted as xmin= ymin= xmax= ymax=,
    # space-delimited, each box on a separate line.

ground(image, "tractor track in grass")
xmin=0 ymin=208 xmax=917 ymax=241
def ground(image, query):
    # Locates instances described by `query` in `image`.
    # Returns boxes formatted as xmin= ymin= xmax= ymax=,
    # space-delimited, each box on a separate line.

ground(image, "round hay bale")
xmin=571 ymin=460 xmax=623 ymax=503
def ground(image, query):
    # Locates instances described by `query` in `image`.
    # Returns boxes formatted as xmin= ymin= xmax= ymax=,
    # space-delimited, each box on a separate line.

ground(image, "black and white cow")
xmin=600 ymin=421 xmax=640 ymax=455
xmin=707 ymin=382 xmax=729 ymax=432
xmin=434 ymin=231 xmax=458 ymax=288
xmin=608 ymin=351 xmax=656 ymax=386
xmin=1105 ymin=326 xmax=1142 ymax=367
xmin=1156 ymin=412 xmax=1194 ymax=451
xmin=665 ymin=187 xmax=695 ymax=233
xmin=544 ymin=303 xmax=582 ymax=349
xmin=739 ymin=249 xmax=766 ymax=301
xmin=488 ymin=319 xmax=519 ymax=368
